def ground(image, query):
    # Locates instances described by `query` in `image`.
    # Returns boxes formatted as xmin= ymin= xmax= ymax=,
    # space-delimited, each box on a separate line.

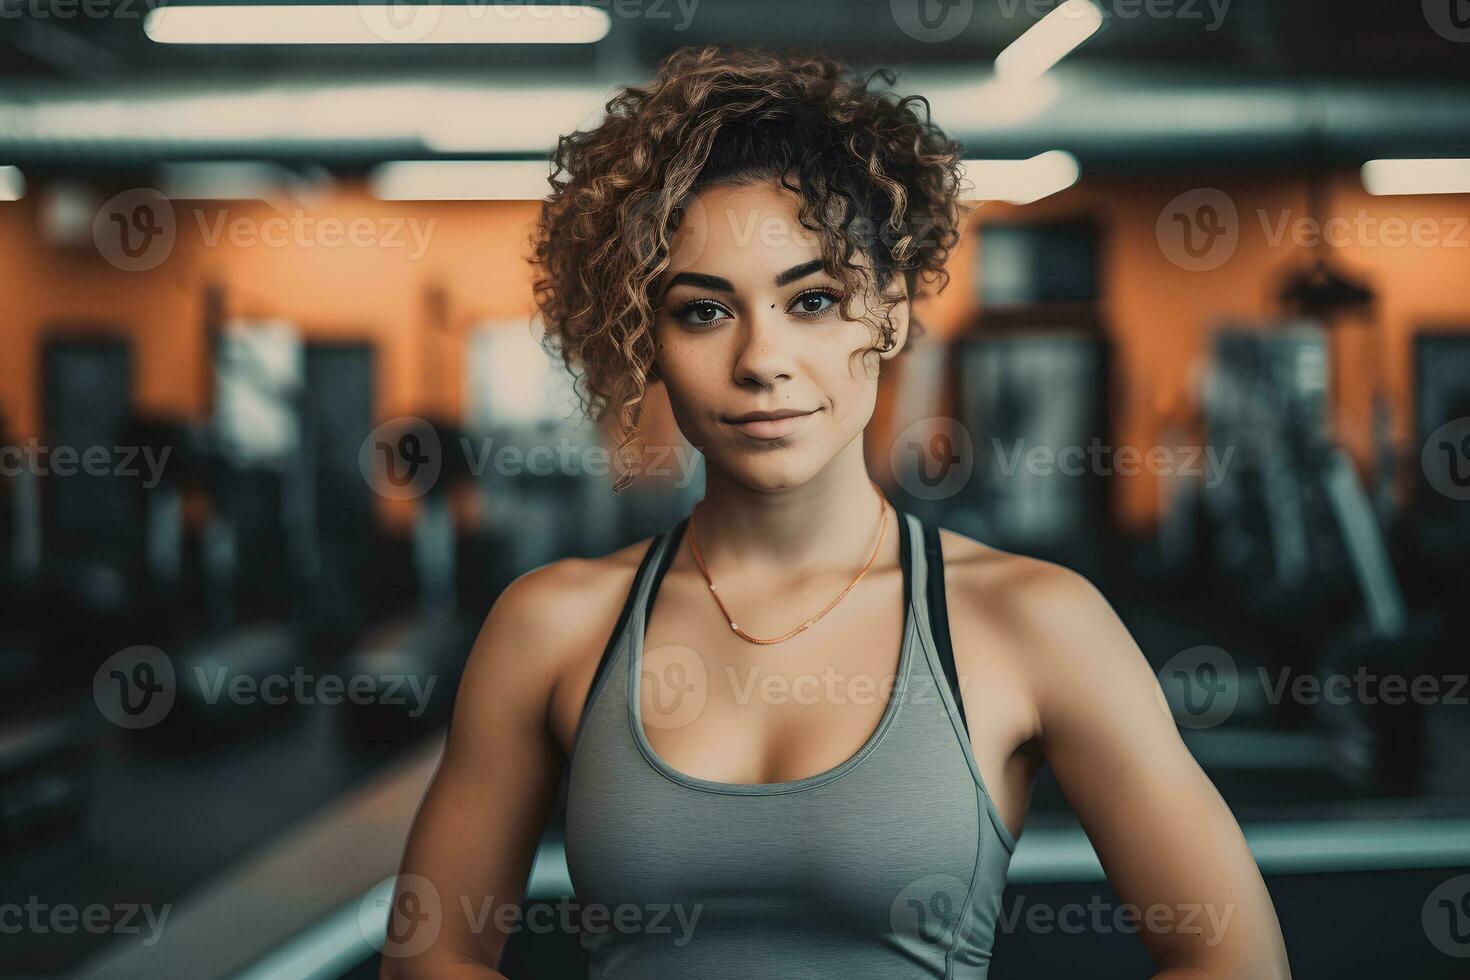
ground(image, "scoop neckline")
xmin=628 ymin=505 xmax=916 ymax=797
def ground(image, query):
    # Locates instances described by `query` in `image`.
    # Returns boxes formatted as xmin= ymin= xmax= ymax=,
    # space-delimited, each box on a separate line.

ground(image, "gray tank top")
xmin=564 ymin=509 xmax=1018 ymax=979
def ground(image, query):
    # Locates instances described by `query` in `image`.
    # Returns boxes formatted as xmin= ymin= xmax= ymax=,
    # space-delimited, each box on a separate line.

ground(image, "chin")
xmin=704 ymin=447 xmax=829 ymax=492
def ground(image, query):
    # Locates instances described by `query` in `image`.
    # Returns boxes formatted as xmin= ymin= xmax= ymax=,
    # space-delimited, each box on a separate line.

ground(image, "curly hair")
xmin=529 ymin=45 xmax=970 ymax=492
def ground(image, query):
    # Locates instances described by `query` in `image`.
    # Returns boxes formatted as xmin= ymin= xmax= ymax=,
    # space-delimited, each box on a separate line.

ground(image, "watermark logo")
xmin=1422 ymin=417 xmax=1470 ymax=501
xmin=94 ymin=188 xmax=437 ymax=271
xmin=360 ymin=416 xmax=443 ymax=500
xmin=0 ymin=897 xmax=170 ymax=946
xmin=1257 ymin=209 xmax=1469 ymax=250
xmin=92 ymin=647 xmax=440 ymax=727
xmin=0 ymin=439 xmax=171 ymax=488
xmin=1260 ymin=666 xmax=1467 ymax=711
xmin=358 ymin=877 xmax=702 ymax=951
xmin=1157 ymin=644 xmax=1238 ymax=729
xmin=93 ymin=645 xmax=176 ymax=730
xmin=640 ymin=643 xmax=708 ymax=731
xmin=1424 ymin=0 xmax=1470 ymax=42
xmin=890 ymin=873 xmax=970 ymax=945
xmin=991 ymin=437 xmax=1234 ymax=486
xmin=995 ymin=895 xmax=1236 ymax=941
xmin=994 ymin=0 xmax=1231 ymax=30
xmin=1 ymin=0 xmax=168 ymax=19
xmin=362 ymin=874 xmax=443 ymax=958
xmin=1423 ymin=873 xmax=1470 ymax=957
xmin=1156 ymin=188 xmax=1238 ymax=271
xmin=891 ymin=416 xmax=974 ymax=501
xmin=628 ymin=188 xmax=711 ymax=273
xmin=94 ymin=188 xmax=176 ymax=272
xmin=891 ymin=0 xmax=974 ymax=43
xmin=193 ymin=208 xmax=436 ymax=257
xmin=358 ymin=0 xmax=443 ymax=42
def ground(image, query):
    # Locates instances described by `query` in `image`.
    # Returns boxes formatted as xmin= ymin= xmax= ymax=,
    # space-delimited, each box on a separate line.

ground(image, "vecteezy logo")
xmin=1157 ymin=644 xmax=1238 ymax=729
xmin=891 ymin=417 xmax=974 ymax=501
xmin=1423 ymin=873 xmax=1470 ymax=956
xmin=93 ymin=645 xmax=176 ymax=729
xmin=890 ymin=0 xmax=974 ymax=43
xmin=624 ymin=188 xmax=711 ymax=272
xmin=1424 ymin=0 xmax=1470 ymax=42
xmin=1155 ymin=188 xmax=1238 ymax=272
xmin=358 ymin=0 xmax=443 ymax=42
xmin=1422 ymin=417 xmax=1470 ymax=501
xmin=93 ymin=189 xmax=176 ymax=272
xmin=360 ymin=874 xmax=442 ymax=958
xmin=890 ymin=873 xmax=969 ymax=946
xmin=640 ymin=644 xmax=709 ymax=731
xmin=359 ymin=416 xmax=443 ymax=500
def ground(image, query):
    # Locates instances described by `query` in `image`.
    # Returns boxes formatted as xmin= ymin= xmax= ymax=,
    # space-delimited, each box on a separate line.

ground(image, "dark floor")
xmin=2 ymin=703 xmax=389 ymax=976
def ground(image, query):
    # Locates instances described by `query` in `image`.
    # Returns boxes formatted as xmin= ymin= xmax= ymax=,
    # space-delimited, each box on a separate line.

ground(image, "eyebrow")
xmin=661 ymin=258 xmax=826 ymax=297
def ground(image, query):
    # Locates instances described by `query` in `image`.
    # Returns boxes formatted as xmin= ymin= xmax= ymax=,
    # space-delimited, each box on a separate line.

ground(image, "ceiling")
xmin=3 ymin=0 xmax=1466 ymax=83
xmin=2 ymin=0 xmax=1469 ymax=170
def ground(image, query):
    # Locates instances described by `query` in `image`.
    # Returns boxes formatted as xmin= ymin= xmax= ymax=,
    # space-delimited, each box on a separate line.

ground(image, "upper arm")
xmin=381 ymin=563 xmax=574 ymax=977
xmin=1015 ymin=563 xmax=1291 ymax=980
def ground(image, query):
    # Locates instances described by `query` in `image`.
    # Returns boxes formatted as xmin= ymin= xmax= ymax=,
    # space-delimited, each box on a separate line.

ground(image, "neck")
xmin=690 ymin=438 xmax=892 ymax=577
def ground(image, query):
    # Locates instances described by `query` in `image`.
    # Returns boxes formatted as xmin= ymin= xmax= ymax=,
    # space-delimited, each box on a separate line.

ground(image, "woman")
xmin=382 ymin=46 xmax=1291 ymax=979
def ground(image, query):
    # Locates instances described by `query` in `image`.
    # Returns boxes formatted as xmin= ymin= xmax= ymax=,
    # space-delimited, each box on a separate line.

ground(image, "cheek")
xmin=811 ymin=379 xmax=870 ymax=437
xmin=654 ymin=341 xmax=718 ymax=424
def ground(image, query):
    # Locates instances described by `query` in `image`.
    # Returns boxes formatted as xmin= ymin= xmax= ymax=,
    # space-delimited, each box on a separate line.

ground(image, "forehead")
xmin=661 ymin=179 xmax=835 ymax=285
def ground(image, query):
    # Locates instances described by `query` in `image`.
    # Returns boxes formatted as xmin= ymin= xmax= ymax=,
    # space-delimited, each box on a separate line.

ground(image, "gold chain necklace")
xmin=686 ymin=482 xmax=889 ymax=646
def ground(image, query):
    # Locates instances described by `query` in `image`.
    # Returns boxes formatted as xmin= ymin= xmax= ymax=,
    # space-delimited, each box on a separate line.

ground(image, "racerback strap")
xmin=921 ymin=519 xmax=969 ymax=736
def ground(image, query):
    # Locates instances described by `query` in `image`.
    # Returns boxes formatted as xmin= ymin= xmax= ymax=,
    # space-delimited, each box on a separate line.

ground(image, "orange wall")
xmin=2 ymin=173 xmax=1467 ymax=533
xmin=950 ymin=173 xmax=1470 ymax=530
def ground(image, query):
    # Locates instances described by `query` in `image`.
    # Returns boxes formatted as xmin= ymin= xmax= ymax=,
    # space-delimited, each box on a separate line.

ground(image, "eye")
xmin=671 ymin=298 xmax=732 ymax=327
xmin=789 ymin=288 xmax=843 ymax=320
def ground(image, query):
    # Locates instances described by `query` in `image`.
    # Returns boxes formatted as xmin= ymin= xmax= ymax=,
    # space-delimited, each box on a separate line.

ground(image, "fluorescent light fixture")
xmin=158 ymin=161 xmax=333 ymax=205
xmin=419 ymin=88 xmax=610 ymax=152
xmin=145 ymin=4 xmax=611 ymax=45
xmin=995 ymin=0 xmax=1102 ymax=81
xmin=0 ymin=165 xmax=23 ymax=201
xmin=926 ymin=74 xmax=1060 ymax=130
xmin=0 ymin=81 xmax=610 ymax=151
xmin=959 ymin=150 xmax=1080 ymax=204
xmin=1361 ymin=158 xmax=1470 ymax=196
xmin=370 ymin=160 xmax=553 ymax=201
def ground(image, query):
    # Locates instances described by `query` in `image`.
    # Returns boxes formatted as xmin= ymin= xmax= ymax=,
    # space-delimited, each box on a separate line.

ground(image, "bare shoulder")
xmin=937 ymin=526 xmax=1111 ymax=615
xmin=469 ymin=533 xmax=657 ymax=677
xmin=456 ymin=533 xmax=661 ymax=741
xmin=934 ymin=527 xmax=1134 ymax=741
xmin=936 ymin=526 xmax=1167 ymax=753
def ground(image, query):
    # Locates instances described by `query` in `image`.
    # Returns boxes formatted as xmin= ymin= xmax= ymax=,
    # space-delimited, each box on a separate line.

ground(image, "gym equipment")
xmin=978 ymin=221 xmax=1099 ymax=308
xmin=339 ymin=417 xmax=476 ymax=747
xmin=156 ymin=319 xmax=309 ymax=744
xmin=903 ymin=221 xmax=1111 ymax=581
xmin=1197 ymin=321 xmax=1430 ymax=795
xmin=1409 ymin=331 xmax=1470 ymax=584
xmin=0 ymin=412 xmax=96 ymax=853
xmin=947 ymin=329 xmax=1112 ymax=583
xmin=117 ymin=415 xmax=208 ymax=627
xmin=300 ymin=342 xmax=379 ymax=645
xmin=36 ymin=337 xmax=140 ymax=673
xmin=1199 ymin=323 xmax=1339 ymax=603
xmin=0 ymin=701 xmax=94 ymax=854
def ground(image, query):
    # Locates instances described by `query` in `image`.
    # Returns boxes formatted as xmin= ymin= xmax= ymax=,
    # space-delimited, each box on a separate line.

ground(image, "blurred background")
xmin=2 ymin=0 xmax=1470 ymax=977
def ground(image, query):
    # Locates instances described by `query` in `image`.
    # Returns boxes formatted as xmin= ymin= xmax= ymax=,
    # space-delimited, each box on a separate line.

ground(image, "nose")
xmin=731 ymin=309 xmax=796 ymax=390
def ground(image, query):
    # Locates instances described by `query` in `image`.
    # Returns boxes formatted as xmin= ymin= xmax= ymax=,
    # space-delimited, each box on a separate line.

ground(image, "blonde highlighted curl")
xmin=530 ymin=45 xmax=970 ymax=492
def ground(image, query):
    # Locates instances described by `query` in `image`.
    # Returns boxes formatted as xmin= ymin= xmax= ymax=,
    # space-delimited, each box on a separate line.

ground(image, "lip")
xmin=723 ymin=407 xmax=819 ymax=440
